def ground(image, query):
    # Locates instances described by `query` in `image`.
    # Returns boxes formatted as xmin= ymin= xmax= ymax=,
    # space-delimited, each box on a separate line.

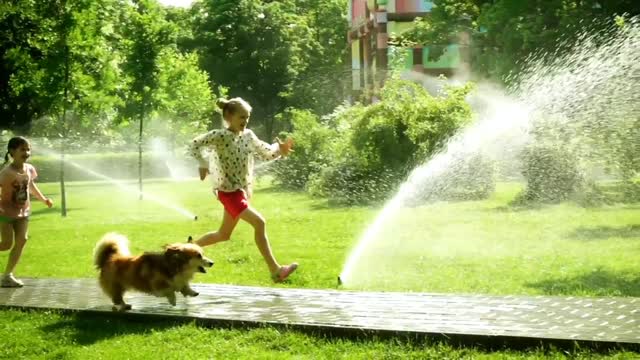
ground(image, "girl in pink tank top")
xmin=0 ymin=137 xmax=53 ymax=287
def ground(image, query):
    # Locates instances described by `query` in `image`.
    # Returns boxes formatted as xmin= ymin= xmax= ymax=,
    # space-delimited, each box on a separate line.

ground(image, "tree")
xmin=191 ymin=0 xmax=348 ymax=138
xmin=282 ymin=0 xmax=350 ymax=119
xmin=402 ymin=0 xmax=640 ymax=81
xmin=153 ymin=48 xmax=215 ymax=146
xmin=119 ymin=0 xmax=176 ymax=199
xmin=0 ymin=1 xmax=66 ymax=133
xmin=2 ymin=0 xmax=124 ymax=215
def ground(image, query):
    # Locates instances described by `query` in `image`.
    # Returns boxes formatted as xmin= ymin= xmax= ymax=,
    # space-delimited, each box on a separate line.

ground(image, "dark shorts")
xmin=217 ymin=190 xmax=249 ymax=218
xmin=0 ymin=215 xmax=27 ymax=224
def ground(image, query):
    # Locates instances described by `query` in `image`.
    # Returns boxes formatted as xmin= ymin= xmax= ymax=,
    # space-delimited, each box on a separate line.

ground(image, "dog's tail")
xmin=94 ymin=233 xmax=131 ymax=269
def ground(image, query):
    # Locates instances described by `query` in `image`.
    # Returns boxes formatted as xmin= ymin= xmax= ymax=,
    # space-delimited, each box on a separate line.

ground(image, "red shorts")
xmin=217 ymin=190 xmax=248 ymax=218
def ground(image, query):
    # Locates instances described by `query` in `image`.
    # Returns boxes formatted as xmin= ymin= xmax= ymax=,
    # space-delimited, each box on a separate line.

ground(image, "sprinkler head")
xmin=337 ymin=276 xmax=342 ymax=286
xmin=194 ymin=215 xmax=198 ymax=221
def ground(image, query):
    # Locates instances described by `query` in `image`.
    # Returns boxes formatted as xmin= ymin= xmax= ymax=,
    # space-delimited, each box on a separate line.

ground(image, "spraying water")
xmin=38 ymin=149 xmax=198 ymax=220
xmin=339 ymin=18 xmax=640 ymax=287
xmin=150 ymin=137 xmax=195 ymax=180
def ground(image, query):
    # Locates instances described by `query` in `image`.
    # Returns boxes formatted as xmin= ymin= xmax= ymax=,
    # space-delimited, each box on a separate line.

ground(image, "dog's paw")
xmin=167 ymin=294 xmax=177 ymax=306
xmin=112 ymin=304 xmax=131 ymax=312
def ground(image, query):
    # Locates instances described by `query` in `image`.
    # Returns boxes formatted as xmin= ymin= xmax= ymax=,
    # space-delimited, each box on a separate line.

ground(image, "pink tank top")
xmin=0 ymin=163 xmax=37 ymax=218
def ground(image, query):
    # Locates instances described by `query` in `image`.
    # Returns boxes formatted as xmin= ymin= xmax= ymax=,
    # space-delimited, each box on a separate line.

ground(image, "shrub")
xmin=518 ymin=144 xmax=585 ymax=202
xmin=307 ymin=160 xmax=399 ymax=204
xmin=313 ymin=79 xmax=478 ymax=203
xmin=420 ymin=153 xmax=496 ymax=202
xmin=270 ymin=109 xmax=339 ymax=189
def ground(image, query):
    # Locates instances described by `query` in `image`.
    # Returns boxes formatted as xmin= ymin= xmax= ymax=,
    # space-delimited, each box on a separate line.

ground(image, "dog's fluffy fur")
xmin=93 ymin=233 xmax=213 ymax=311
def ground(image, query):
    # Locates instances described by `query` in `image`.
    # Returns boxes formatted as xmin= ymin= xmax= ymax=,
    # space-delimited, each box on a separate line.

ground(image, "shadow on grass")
xmin=30 ymin=207 xmax=85 ymax=216
xmin=310 ymin=200 xmax=371 ymax=210
xmin=525 ymin=269 xmax=640 ymax=297
xmin=489 ymin=181 xmax=640 ymax=212
xmin=491 ymin=203 xmax=549 ymax=212
xmin=570 ymin=225 xmax=640 ymax=240
xmin=39 ymin=311 xmax=180 ymax=345
xmin=253 ymin=185 xmax=297 ymax=194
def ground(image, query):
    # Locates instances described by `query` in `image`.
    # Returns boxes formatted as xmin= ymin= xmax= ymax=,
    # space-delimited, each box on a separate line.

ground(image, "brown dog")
xmin=93 ymin=233 xmax=213 ymax=311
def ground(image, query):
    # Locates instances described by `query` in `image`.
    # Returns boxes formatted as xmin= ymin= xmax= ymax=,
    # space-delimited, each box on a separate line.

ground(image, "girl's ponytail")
xmin=216 ymin=98 xmax=229 ymax=111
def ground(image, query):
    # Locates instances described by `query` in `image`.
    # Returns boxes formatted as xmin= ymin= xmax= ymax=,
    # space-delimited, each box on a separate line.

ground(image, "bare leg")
xmin=196 ymin=210 xmax=240 ymax=247
xmin=3 ymin=219 xmax=28 ymax=275
xmin=0 ymin=222 xmax=13 ymax=251
xmin=239 ymin=206 xmax=280 ymax=274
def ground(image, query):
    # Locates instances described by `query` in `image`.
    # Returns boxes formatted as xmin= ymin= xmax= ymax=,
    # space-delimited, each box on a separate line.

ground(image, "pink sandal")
xmin=272 ymin=263 xmax=298 ymax=283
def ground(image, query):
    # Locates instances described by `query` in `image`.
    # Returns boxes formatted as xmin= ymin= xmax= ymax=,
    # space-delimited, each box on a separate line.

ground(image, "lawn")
xmin=1 ymin=177 xmax=638 ymax=359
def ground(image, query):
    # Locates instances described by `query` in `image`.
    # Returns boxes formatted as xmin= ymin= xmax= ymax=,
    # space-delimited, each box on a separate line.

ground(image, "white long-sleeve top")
xmin=189 ymin=128 xmax=280 ymax=194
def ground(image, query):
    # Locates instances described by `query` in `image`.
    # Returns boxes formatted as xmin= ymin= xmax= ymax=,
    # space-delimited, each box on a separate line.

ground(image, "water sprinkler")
xmin=337 ymin=276 xmax=342 ymax=286
xmin=194 ymin=215 xmax=198 ymax=221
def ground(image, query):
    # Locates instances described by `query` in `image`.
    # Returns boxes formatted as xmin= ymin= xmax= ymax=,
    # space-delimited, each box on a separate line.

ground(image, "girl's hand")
xmin=44 ymin=198 xmax=53 ymax=208
xmin=276 ymin=137 xmax=294 ymax=157
xmin=198 ymin=167 xmax=209 ymax=181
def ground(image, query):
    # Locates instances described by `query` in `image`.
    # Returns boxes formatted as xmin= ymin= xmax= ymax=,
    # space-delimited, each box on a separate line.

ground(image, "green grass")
xmin=0 ymin=309 xmax=637 ymax=360
xmin=344 ymin=183 xmax=640 ymax=295
xmin=1 ymin=178 xmax=638 ymax=359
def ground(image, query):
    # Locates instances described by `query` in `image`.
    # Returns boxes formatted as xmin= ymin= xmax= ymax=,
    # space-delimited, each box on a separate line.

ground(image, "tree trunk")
xmin=59 ymin=147 xmax=67 ymax=217
xmin=138 ymin=111 xmax=144 ymax=200
xmin=59 ymin=40 xmax=70 ymax=217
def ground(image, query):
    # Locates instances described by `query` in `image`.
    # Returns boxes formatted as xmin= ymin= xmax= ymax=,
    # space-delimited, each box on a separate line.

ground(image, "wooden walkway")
xmin=0 ymin=278 xmax=638 ymax=349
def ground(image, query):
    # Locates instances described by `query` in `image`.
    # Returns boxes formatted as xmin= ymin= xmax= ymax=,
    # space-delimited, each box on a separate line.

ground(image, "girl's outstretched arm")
xmin=248 ymin=130 xmax=292 ymax=161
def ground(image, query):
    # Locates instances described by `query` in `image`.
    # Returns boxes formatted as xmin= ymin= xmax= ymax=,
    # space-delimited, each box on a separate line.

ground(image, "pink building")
xmin=348 ymin=0 xmax=469 ymax=99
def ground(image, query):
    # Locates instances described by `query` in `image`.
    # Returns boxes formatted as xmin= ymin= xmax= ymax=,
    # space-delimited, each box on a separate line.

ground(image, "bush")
xmin=313 ymin=79 xmax=477 ymax=203
xmin=29 ymin=152 xmax=180 ymax=182
xmin=307 ymin=160 xmax=399 ymax=204
xmin=408 ymin=153 xmax=496 ymax=204
xmin=518 ymin=144 xmax=585 ymax=203
xmin=271 ymin=79 xmax=480 ymax=204
xmin=271 ymin=109 xmax=339 ymax=189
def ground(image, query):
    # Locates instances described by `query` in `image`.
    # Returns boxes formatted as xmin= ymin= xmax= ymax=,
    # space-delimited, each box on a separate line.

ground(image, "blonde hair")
xmin=216 ymin=97 xmax=252 ymax=118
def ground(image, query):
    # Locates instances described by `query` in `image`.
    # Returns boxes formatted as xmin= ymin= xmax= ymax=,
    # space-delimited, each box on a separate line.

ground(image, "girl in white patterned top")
xmin=189 ymin=97 xmax=297 ymax=282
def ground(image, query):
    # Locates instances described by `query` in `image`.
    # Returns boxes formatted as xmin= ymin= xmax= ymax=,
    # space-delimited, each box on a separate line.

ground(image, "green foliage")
xmin=279 ymin=79 xmax=477 ymax=203
xmin=282 ymin=0 xmax=350 ymax=116
xmin=1 ymin=0 xmax=125 ymax=137
xmin=518 ymin=144 xmax=586 ymax=203
xmin=153 ymin=48 xmax=215 ymax=143
xmin=403 ymin=1 xmax=640 ymax=82
xmin=584 ymin=115 xmax=640 ymax=183
xmin=271 ymin=108 xmax=338 ymax=189
xmin=119 ymin=0 xmax=176 ymax=122
xmin=191 ymin=0 xmax=349 ymax=138
xmin=408 ymin=152 xmax=496 ymax=205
